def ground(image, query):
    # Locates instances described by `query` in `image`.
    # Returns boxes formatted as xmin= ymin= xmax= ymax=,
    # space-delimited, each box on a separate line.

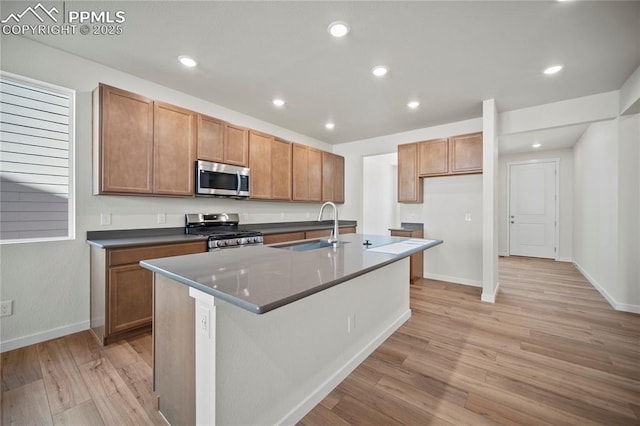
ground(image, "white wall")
xmin=421 ymin=175 xmax=483 ymax=286
xmin=573 ymin=120 xmax=622 ymax=308
xmin=0 ymin=37 xmax=337 ymax=350
xmin=362 ymin=154 xmax=398 ymax=235
xmin=616 ymin=114 xmax=640 ymax=310
xmin=498 ymin=149 xmax=574 ymax=261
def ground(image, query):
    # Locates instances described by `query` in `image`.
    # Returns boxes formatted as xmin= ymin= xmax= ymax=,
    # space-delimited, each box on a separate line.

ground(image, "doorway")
xmin=507 ymin=160 xmax=559 ymax=259
xmin=362 ymin=153 xmax=398 ymax=235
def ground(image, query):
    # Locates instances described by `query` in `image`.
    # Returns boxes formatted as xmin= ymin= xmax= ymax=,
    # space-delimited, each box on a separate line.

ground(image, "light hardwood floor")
xmin=2 ymin=257 xmax=639 ymax=425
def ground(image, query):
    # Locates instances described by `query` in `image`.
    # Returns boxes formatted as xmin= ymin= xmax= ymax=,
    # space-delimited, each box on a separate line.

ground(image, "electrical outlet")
xmin=1 ymin=300 xmax=13 ymax=317
xmin=197 ymin=305 xmax=210 ymax=338
xmin=100 ymin=213 xmax=111 ymax=226
xmin=157 ymin=213 xmax=167 ymax=224
xmin=465 ymin=213 xmax=472 ymax=222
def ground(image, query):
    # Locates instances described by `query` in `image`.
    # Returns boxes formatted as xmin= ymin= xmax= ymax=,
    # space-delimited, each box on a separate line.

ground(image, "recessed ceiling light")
xmin=407 ymin=101 xmax=420 ymax=109
xmin=543 ymin=65 xmax=563 ymax=75
xmin=272 ymin=98 xmax=285 ymax=107
xmin=328 ymin=21 xmax=350 ymax=38
xmin=178 ymin=55 xmax=198 ymax=68
xmin=372 ymin=66 xmax=388 ymax=77
xmin=532 ymin=143 xmax=542 ymax=148
xmin=325 ymin=122 xmax=335 ymax=130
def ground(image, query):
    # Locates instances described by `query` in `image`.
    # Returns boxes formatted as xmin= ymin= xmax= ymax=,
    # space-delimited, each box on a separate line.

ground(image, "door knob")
xmin=510 ymin=221 xmax=515 ymax=224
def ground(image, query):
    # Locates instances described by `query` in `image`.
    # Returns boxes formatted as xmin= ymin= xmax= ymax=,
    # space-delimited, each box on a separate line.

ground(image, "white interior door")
xmin=509 ymin=161 xmax=557 ymax=258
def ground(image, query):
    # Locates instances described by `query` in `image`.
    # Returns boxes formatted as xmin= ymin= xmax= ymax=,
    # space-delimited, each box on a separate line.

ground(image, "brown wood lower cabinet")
xmin=263 ymin=226 xmax=356 ymax=244
xmin=90 ymin=240 xmax=206 ymax=345
xmin=390 ymin=229 xmax=424 ymax=283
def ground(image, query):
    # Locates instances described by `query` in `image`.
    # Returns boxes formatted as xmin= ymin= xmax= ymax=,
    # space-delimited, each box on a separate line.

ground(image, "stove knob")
xmin=210 ymin=240 xmax=218 ymax=249
xmin=237 ymin=239 xmax=243 ymax=245
xmin=219 ymin=240 xmax=228 ymax=247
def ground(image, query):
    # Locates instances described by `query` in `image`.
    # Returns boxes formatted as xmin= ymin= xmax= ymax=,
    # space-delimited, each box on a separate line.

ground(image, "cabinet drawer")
xmin=263 ymin=232 xmax=305 ymax=245
xmin=109 ymin=241 xmax=206 ymax=266
xmin=340 ymin=226 xmax=356 ymax=234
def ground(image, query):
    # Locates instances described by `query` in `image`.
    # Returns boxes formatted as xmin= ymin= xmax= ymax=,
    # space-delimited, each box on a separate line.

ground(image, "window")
xmin=0 ymin=72 xmax=75 ymax=243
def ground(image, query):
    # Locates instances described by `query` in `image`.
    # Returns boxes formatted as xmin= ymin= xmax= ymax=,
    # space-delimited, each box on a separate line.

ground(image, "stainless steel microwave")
xmin=195 ymin=160 xmax=250 ymax=198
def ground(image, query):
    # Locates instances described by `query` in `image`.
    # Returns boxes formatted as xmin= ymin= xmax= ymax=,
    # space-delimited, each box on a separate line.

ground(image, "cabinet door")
xmin=224 ymin=124 xmax=249 ymax=166
xmin=292 ymin=144 xmax=309 ymax=201
xmin=450 ymin=132 xmax=483 ymax=174
xmin=108 ymin=264 xmax=153 ymax=334
xmin=308 ymin=148 xmax=323 ymax=202
xmin=97 ymin=84 xmax=154 ymax=194
xmin=321 ymin=152 xmax=335 ymax=202
xmin=249 ymin=130 xmax=273 ymax=199
xmin=333 ymin=154 xmax=345 ymax=204
xmin=321 ymin=152 xmax=345 ymax=203
xmin=397 ymin=143 xmax=423 ymax=203
xmin=197 ymin=114 xmax=224 ymax=162
xmin=271 ymin=139 xmax=292 ymax=200
xmin=418 ymin=138 xmax=449 ymax=176
xmin=154 ymin=102 xmax=196 ymax=195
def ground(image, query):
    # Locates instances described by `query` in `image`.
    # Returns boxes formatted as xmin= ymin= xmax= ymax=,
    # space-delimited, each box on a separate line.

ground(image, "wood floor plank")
xmin=38 ymin=338 xmax=91 ymax=414
xmin=1 ymin=344 xmax=42 ymax=391
xmin=53 ymin=399 xmax=105 ymax=426
xmin=1 ymin=379 xmax=54 ymax=425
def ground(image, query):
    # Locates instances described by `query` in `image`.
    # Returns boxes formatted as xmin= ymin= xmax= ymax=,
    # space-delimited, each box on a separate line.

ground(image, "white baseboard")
xmin=481 ymin=281 xmax=500 ymax=303
xmin=0 ymin=321 xmax=89 ymax=353
xmin=574 ymin=262 xmax=640 ymax=314
xmin=279 ymin=309 xmax=412 ymax=425
xmin=498 ymin=251 xmax=509 ymax=257
xmin=424 ymin=273 xmax=482 ymax=288
xmin=556 ymin=257 xmax=573 ymax=263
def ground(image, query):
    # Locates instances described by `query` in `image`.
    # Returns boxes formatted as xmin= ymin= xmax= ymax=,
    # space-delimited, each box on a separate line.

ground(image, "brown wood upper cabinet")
xmin=450 ymin=132 xmax=483 ymax=173
xmin=397 ymin=142 xmax=423 ymax=203
xmin=418 ymin=132 xmax=483 ymax=177
xmin=292 ymin=144 xmax=323 ymax=202
xmin=322 ymin=152 xmax=345 ymax=203
xmin=94 ymin=84 xmax=196 ymax=196
xmin=154 ymin=102 xmax=197 ymax=196
xmin=93 ymin=84 xmax=154 ymax=194
xmin=196 ymin=115 xmax=248 ymax=167
xmin=249 ymin=131 xmax=292 ymax=200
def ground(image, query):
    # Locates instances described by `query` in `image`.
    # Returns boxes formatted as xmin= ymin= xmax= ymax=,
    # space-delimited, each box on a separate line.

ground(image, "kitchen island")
xmin=140 ymin=233 xmax=442 ymax=425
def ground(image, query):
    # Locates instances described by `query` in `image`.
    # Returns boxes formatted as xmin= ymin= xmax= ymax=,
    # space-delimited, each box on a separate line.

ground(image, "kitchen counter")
xmin=140 ymin=233 xmax=442 ymax=314
xmin=148 ymin=232 xmax=442 ymax=425
xmin=86 ymin=220 xmax=357 ymax=248
xmin=388 ymin=222 xmax=424 ymax=232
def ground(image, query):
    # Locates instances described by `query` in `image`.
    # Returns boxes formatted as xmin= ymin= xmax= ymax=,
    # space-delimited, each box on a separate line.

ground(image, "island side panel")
xmin=215 ymin=258 xmax=410 ymax=425
xmin=153 ymin=274 xmax=196 ymax=425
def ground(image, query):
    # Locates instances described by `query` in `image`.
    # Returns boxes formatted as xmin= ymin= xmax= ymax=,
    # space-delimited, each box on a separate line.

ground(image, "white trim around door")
xmin=506 ymin=159 xmax=560 ymax=260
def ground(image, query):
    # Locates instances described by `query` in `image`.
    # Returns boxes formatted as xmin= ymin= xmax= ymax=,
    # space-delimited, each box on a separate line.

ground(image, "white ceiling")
xmin=8 ymin=1 xmax=640 ymax=145
xmin=499 ymin=123 xmax=589 ymax=155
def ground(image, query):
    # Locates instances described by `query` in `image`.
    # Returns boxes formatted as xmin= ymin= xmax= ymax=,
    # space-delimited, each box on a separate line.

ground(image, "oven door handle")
xmin=236 ymin=171 xmax=241 ymax=195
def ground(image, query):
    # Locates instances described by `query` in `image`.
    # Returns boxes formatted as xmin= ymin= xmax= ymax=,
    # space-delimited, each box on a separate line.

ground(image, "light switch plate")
xmin=157 ymin=213 xmax=167 ymax=224
xmin=100 ymin=213 xmax=111 ymax=225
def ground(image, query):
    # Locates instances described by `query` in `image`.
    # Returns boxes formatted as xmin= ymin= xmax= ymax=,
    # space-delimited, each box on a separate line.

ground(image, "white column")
xmin=189 ymin=287 xmax=216 ymax=425
xmin=482 ymin=99 xmax=499 ymax=302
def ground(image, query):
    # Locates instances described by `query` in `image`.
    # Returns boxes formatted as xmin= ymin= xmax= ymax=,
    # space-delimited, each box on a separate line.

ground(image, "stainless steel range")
xmin=185 ymin=213 xmax=263 ymax=251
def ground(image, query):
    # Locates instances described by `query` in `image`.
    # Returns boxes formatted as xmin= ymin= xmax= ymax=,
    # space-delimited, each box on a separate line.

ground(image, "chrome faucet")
xmin=317 ymin=201 xmax=339 ymax=245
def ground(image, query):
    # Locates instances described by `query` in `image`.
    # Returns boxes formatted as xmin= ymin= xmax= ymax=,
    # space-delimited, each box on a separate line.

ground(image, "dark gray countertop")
xmin=140 ymin=233 xmax=442 ymax=314
xmin=87 ymin=220 xmax=357 ymax=248
xmin=388 ymin=222 xmax=424 ymax=232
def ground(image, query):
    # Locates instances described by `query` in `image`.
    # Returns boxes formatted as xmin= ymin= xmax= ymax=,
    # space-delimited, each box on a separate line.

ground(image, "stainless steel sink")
xmin=273 ymin=239 xmax=350 ymax=252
